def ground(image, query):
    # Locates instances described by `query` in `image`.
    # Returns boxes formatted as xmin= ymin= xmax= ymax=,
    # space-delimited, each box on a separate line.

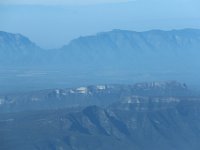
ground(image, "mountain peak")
xmin=0 ymin=31 xmax=39 ymax=50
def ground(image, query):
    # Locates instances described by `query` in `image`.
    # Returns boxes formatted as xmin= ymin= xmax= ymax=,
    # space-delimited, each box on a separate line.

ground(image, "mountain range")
xmin=1 ymin=29 xmax=200 ymax=71
xmin=1 ymin=29 xmax=200 ymax=150
xmin=0 ymin=81 xmax=192 ymax=113
xmin=1 ymin=89 xmax=200 ymax=150
xmin=1 ymin=29 xmax=200 ymax=93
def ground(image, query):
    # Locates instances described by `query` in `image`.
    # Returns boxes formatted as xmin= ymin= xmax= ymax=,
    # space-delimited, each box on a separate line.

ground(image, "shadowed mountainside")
xmin=1 ymin=95 xmax=200 ymax=150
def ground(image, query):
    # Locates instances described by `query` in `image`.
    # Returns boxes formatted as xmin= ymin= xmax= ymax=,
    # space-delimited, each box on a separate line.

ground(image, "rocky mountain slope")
xmin=1 ymin=95 xmax=200 ymax=150
xmin=1 ymin=29 xmax=200 ymax=94
xmin=0 ymin=81 xmax=190 ymax=113
xmin=0 ymin=31 xmax=45 ymax=66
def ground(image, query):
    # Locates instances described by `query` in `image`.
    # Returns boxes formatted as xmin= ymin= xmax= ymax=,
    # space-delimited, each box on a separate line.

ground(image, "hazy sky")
xmin=0 ymin=0 xmax=200 ymax=48
xmin=0 ymin=0 xmax=135 ymax=5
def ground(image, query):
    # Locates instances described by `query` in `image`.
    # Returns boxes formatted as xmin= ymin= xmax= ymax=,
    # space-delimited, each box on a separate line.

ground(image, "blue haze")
xmin=0 ymin=0 xmax=200 ymax=48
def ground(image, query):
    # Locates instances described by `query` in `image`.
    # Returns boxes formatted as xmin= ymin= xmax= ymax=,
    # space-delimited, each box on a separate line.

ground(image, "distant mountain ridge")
xmin=0 ymin=31 xmax=38 ymax=50
xmin=60 ymin=28 xmax=200 ymax=71
xmin=64 ymin=28 xmax=200 ymax=51
xmin=0 ymin=81 xmax=191 ymax=113
xmin=1 ymin=29 xmax=200 ymax=93
xmin=1 ymin=28 xmax=200 ymax=70
xmin=0 ymin=31 xmax=44 ymax=65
